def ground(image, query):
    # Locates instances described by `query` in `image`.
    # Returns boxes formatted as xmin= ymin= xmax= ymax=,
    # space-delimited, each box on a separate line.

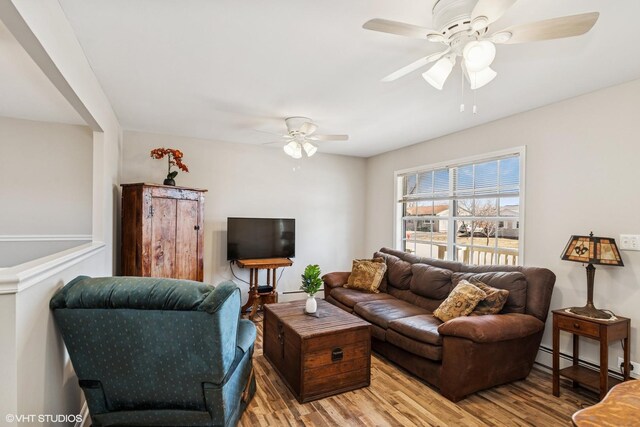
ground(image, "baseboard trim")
xmin=535 ymin=345 xmax=626 ymax=381
xmin=0 ymin=234 xmax=92 ymax=242
xmin=279 ymin=289 xmax=325 ymax=302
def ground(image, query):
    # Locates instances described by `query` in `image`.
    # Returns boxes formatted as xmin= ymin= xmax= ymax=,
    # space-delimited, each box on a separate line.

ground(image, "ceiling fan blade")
xmin=471 ymin=0 xmax=517 ymax=30
xmin=254 ymin=129 xmax=287 ymax=137
xmin=299 ymin=121 xmax=317 ymax=135
xmin=382 ymin=49 xmax=451 ymax=82
xmin=491 ymin=12 xmax=599 ymax=44
xmin=262 ymin=141 xmax=285 ymax=146
xmin=309 ymin=135 xmax=349 ymax=141
xmin=363 ymin=18 xmax=440 ymax=39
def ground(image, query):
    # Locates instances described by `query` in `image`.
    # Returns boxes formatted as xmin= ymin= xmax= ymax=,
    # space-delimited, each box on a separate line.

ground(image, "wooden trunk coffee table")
xmin=263 ymin=299 xmax=371 ymax=403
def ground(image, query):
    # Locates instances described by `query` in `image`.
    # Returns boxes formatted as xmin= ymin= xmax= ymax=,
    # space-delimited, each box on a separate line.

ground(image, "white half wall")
xmin=0 ymin=115 xmax=92 ymax=236
xmin=121 ymin=130 xmax=366 ymax=300
xmin=365 ymin=78 xmax=640 ymax=373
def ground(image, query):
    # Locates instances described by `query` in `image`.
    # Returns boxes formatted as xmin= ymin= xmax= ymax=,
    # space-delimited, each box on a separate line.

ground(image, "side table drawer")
xmin=557 ymin=315 xmax=599 ymax=338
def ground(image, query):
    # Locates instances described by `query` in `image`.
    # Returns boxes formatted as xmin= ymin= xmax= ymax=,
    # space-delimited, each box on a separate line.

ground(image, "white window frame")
xmin=393 ymin=146 xmax=526 ymax=265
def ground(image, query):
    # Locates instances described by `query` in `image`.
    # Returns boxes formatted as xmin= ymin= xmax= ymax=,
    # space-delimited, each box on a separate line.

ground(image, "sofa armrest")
xmin=322 ymin=272 xmax=351 ymax=289
xmin=322 ymin=272 xmax=350 ymax=300
xmin=437 ymin=313 xmax=544 ymax=343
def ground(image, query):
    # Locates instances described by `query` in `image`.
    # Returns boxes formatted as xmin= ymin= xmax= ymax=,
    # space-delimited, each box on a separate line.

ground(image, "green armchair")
xmin=50 ymin=276 xmax=256 ymax=427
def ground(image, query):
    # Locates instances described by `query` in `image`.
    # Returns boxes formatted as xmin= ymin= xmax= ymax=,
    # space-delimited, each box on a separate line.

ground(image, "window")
xmin=396 ymin=148 xmax=524 ymax=266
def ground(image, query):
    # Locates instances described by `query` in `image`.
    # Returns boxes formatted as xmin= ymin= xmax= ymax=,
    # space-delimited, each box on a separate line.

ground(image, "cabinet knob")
xmin=574 ymin=323 xmax=580 ymax=329
xmin=194 ymin=225 xmax=200 ymax=230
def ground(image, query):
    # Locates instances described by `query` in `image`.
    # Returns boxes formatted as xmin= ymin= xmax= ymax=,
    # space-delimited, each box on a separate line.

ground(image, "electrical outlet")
xmin=617 ymin=357 xmax=640 ymax=378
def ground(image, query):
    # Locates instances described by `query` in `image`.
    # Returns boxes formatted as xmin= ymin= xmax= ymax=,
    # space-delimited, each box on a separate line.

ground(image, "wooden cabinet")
xmin=121 ymin=183 xmax=206 ymax=281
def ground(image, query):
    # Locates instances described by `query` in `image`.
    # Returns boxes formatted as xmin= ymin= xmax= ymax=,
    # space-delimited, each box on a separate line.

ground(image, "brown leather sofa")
xmin=322 ymin=247 xmax=555 ymax=401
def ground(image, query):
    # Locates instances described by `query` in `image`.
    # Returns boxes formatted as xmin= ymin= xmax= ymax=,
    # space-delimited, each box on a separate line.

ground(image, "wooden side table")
xmin=552 ymin=309 xmax=631 ymax=400
xmin=236 ymin=258 xmax=293 ymax=320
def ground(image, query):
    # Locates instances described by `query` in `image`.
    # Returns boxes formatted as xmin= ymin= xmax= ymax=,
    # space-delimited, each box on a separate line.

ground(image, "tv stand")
xmin=236 ymin=258 xmax=293 ymax=320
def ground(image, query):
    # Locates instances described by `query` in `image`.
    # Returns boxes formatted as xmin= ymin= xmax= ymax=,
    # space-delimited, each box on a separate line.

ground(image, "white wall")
xmin=0 ymin=115 xmax=92 ymax=266
xmin=121 ymin=130 xmax=366 ymax=299
xmin=365 ymin=78 xmax=640 ymax=372
xmin=0 ymin=115 xmax=92 ymax=235
xmin=0 ymin=1 xmax=122 ymax=425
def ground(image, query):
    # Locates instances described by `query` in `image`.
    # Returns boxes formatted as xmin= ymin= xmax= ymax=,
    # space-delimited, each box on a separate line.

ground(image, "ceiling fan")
xmin=266 ymin=117 xmax=349 ymax=159
xmin=363 ymin=0 xmax=599 ymax=91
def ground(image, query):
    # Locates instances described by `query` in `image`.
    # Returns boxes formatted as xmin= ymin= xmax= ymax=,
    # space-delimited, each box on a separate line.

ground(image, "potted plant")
xmin=300 ymin=264 xmax=323 ymax=314
xmin=150 ymin=148 xmax=189 ymax=186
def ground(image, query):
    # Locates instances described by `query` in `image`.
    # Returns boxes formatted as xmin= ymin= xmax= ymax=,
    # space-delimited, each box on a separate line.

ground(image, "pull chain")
xmin=472 ymin=71 xmax=478 ymax=114
xmin=460 ymin=69 xmax=465 ymax=113
xmin=473 ymin=88 xmax=478 ymax=115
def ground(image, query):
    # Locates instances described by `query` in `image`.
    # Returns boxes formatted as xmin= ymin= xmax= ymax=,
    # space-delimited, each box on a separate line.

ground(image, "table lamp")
xmin=561 ymin=232 xmax=623 ymax=319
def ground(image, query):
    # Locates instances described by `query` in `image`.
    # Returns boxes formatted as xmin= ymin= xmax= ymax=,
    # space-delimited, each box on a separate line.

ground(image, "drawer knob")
xmin=573 ymin=323 xmax=580 ymax=329
xmin=332 ymin=348 xmax=343 ymax=362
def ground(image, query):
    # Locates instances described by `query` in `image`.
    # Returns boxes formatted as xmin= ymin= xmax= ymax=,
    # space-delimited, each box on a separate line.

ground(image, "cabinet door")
xmin=175 ymin=199 xmax=199 ymax=280
xmin=150 ymin=197 xmax=177 ymax=278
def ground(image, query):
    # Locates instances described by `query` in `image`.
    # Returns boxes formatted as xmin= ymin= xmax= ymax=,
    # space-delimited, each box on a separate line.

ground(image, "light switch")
xmin=620 ymin=234 xmax=640 ymax=251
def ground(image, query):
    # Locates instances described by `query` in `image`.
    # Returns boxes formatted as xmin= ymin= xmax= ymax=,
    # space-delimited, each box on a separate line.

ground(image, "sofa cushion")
xmin=354 ymin=299 xmax=429 ymax=329
xmin=330 ymin=287 xmax=394 ymax=309
xmin=452 ymin=272 xmax=527 ymax=314
xmin=376 ymin=252 xmax=412 ymax=290
xmin=473 ymin=282 xmax=510 ymax=315
xmin=345 ymin=258 xmax=387 ymax=293
xmin=386 ymin=330 xmax=442 ymax=361
xmin=387 ymin=287 xmax=443 ymax=312
xmin=433 ymin=281 xmax=486 ymax=322
xmin=410 ymin=264 xmax=453 ymax=300
xmin=325 ymin=295 xmax=353 ymax=313
xmin=437 ymin=313 xmax=544 ymax=343
xmin=388 ymin=314 xmax=443 ymax=346
xmin=369 ymin=324 xmax=387 ymax=341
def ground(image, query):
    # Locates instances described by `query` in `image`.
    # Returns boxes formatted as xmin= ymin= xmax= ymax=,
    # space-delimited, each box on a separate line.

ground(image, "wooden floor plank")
xmin=239 ymin=312 xmax=597 ymax=427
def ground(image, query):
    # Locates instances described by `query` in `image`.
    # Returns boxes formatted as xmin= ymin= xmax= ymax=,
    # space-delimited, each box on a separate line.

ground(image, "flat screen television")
xmin=227 ymin=217 xmax=295 ymax=260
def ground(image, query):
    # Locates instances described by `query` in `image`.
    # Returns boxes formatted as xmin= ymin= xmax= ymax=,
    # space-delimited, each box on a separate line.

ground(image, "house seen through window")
xmin=396 ymin=149 xmax=523 ymax=266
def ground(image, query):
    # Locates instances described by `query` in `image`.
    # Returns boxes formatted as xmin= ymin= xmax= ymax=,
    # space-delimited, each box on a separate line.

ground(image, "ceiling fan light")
xmin=302 ymin=141 xmax=317 ymax=157
xmin=471 ymin=16 xmax=489 ymax=32
xmin=463 ymin=40 xmax=496 ymax=72
xmin=426 ymin=33 xmax=445 ymax=43
xmin=422 ymin=57 xmax=454 ymax=90
xmin=491 ymin=31 xmax=512 ymax=44
xmin=466 ymin=65 xmax=497 ymax=90
xmin=283 ymin=141 xmax=301 ymax=158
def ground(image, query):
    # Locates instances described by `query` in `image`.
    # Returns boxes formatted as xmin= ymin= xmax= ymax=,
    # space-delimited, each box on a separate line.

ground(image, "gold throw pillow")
xmin=433 ymin=280 xmax=486 ymax=322
xmin=345 ymin=258 xmax=387 ymax=293
xmin=473 ymin=281 xmax=510 ymax=315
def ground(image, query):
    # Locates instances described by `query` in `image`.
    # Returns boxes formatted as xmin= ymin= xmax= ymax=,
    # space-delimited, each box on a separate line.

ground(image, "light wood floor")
xmin=239 ymin=313 xmax=597 ymax=427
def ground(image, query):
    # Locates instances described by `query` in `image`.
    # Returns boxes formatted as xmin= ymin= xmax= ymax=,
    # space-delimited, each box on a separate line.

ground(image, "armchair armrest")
xmin=322 ymin=272 xmax=351 ymax=289
xmin=237 ymin=319 xmax=256 ymax=354
xmin=437 ymin=313 xmax=544 ymax=343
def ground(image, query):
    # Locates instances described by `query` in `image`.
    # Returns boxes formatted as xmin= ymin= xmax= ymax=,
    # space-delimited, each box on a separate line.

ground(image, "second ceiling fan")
xmin=363 ymin=0 xmax=599 ymax=90
xmin=272 ymin=117 xmax=349 ymax=159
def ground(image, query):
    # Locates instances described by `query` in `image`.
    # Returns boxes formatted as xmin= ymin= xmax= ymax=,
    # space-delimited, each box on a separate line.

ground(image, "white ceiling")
xmin=57 ymin=0 xmax=640 ymax=157
xmin=0 ymin=19 xmax=83 ymax=125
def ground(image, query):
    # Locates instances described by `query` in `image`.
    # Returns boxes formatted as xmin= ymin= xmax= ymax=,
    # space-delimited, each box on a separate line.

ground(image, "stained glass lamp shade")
xmin=561 ymin=232 xmax=624 ymax=319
